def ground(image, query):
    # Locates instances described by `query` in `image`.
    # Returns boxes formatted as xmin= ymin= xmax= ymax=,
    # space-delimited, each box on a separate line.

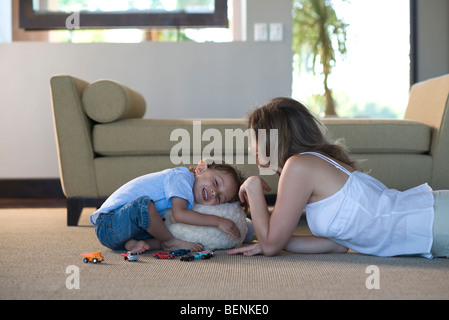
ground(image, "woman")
xmin=228 ymin=97 xmax=449 ymax=258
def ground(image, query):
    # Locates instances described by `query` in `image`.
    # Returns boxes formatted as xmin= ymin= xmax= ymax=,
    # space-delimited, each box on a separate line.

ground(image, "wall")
xmin=415 ymin=0 xmax=449 ymax=81
xmin=1 ymin=0 xmax=448 ymax=181
xmin=0 ymin=0 xmax=293 ymax=179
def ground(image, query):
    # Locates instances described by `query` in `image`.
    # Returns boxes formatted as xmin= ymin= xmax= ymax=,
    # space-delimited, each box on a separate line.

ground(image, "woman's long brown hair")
xmin=248 ymin=97 xmax=360 ymax=171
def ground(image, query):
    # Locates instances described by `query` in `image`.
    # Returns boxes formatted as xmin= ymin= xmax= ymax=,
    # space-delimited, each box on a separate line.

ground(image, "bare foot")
xmin=125 ymin=239 xmax=151 ymax=253
xmin=161 ymin=238 xmax=203 ymax=252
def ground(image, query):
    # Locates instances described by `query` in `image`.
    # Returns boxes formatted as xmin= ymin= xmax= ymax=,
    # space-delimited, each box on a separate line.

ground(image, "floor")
xmin=3 ymin=206 xmax=449 ymax=301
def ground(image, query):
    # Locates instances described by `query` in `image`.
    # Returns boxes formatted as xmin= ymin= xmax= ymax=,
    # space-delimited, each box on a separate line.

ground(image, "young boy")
xmin=91 ymin=159 xmax=246 ymax=253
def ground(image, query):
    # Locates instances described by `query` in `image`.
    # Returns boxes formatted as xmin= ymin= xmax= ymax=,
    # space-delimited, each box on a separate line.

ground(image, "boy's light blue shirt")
xmin=90 ymin=167 xmax=194 ymax=226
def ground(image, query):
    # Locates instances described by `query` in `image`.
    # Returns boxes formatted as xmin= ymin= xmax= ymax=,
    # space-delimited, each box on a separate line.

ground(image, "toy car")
xmin=201 ymin=250 xmax=215 ymax=256
xmin=192 ymin=250 xmax=214 ymax=260
xmin=121 ymin=251 xmax=138 ymax=261
xmin=81 ymin=251 xmax=104 ymax=264
xmin=169 ymin=249 xmax=191 ymax=256
xmin=153 ymin=252 xmax=175 ymax=259
xmin=180 ymin=254 xmax=195 ymax=262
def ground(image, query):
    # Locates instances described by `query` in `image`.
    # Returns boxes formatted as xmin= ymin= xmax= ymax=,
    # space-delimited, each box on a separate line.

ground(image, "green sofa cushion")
xmin=82 ymin=80 xmax=146 ymax=123
xmin=92 ymin=118 xmax=431 ymax=156
xmin=92 ymin=118 xmax=249 ymax=156
xmin=323 ymin=119 xmax=430 ymax=153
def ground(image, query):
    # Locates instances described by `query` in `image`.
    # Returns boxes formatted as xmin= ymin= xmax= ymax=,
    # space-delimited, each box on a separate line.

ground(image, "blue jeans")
xmin=95 ymin=196 xmax=153 ymax=250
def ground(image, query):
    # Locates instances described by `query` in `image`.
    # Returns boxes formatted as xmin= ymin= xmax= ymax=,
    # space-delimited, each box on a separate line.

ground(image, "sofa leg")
xmin=67 ymin=197 xmax=107 ymax=226
xmin=67 ymin=198 xmax=83 ymax=226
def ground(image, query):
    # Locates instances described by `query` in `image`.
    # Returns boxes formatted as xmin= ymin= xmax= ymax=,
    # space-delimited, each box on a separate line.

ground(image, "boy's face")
xmin=193 ymin=168 xmax=238 ymax=206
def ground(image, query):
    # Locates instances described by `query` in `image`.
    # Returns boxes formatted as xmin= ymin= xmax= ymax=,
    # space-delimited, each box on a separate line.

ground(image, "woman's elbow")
xmin=261 ymin=243 xmax=282 ymax=257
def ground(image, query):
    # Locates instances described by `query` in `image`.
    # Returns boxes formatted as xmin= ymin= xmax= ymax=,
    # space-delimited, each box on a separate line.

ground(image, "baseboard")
xmin=0 ymin=179 xmax=277 ymax=206
xmin=0 ymin=179 xmax=65 ymax=198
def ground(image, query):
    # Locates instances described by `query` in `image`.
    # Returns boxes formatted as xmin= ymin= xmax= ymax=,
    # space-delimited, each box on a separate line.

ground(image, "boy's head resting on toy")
xmin=189 ymin=159 xmax=246 ymax=206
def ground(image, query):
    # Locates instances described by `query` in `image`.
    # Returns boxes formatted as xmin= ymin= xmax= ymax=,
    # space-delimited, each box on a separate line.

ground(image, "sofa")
xmin=50 ymin=74 xmax=449 ymax=226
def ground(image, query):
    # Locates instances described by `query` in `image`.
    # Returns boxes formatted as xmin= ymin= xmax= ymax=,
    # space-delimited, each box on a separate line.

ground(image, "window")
xmin=292 ymin=0 xmax=412 ymax=119
xmin=19 ymin=0 xmax=228 ymax=30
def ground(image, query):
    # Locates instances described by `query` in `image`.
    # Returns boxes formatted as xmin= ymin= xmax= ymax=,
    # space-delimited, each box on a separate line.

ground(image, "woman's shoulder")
xmin=287 ymin=152 xmax=356 ymax=174
xmin=282 ymin=153 xmax=352 ymax=186
xmin=284 ymin=154 xmax=323 ymax=170
xmin=281 ymin=154 xmax=320 ymax=180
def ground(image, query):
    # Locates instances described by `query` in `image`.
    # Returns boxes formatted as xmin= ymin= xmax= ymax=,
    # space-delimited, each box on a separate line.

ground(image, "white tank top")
xmin=301 ymin=152 xmax=435 ymax=258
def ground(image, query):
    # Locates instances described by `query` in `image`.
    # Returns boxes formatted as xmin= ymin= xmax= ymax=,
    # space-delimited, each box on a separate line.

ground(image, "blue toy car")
xmin=192 ymin=250 xmax=214 ymax=260
xmin=169 ymin=249 xmax=191 ymax=256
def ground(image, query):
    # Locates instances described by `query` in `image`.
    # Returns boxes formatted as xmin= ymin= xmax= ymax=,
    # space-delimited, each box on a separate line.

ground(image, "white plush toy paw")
xmin=162 ymin=202 xmax=247 ymax=250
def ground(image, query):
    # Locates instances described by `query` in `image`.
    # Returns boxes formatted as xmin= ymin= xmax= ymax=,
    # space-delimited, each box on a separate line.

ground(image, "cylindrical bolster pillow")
xmin=82 ymin=80 xmax=146 ymax=123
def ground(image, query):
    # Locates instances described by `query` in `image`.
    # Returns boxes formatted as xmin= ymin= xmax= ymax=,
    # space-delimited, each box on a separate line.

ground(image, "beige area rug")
xmin=1 ymin=207 xmax=449 ymax=301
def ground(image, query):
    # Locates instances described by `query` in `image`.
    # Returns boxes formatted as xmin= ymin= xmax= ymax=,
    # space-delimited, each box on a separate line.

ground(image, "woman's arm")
xmin=227 ymin=235 xmax=347 ymax=256
xmin=284 ymin=235 xmax=348 ymax=253
xmin=239 ymin=157 xmax=318 ymax=256
xmin=171 ymin=197 xmax=241 ymax=239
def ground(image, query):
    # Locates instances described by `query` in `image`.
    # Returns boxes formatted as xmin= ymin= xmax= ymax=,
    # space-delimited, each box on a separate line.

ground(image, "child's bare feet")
xmin=125 ymin=239 xmax=151 ymax=253
xmin=161 ymin=238 xmax=203 ymax=252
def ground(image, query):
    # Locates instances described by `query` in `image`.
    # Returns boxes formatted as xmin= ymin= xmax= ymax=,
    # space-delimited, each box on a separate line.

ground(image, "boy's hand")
xmin=217 ymin=217 xmax=241 ymax=239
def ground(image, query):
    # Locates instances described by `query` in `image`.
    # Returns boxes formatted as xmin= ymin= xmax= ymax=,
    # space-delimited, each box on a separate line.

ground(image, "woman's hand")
xmin=238 ymin=176 xmax=272 ymax=203
xmin=227 ymin=243 xmax=262 ymax=256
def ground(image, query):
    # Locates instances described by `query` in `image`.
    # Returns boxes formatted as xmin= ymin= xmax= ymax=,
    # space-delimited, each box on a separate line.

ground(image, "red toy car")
xmin=153 ymin=252 xmax=175 ymax=259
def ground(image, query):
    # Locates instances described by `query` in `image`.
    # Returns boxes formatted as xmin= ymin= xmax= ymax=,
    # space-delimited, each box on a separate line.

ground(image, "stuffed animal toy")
xmin=162 ymin=202 xmax=248 ymax=250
